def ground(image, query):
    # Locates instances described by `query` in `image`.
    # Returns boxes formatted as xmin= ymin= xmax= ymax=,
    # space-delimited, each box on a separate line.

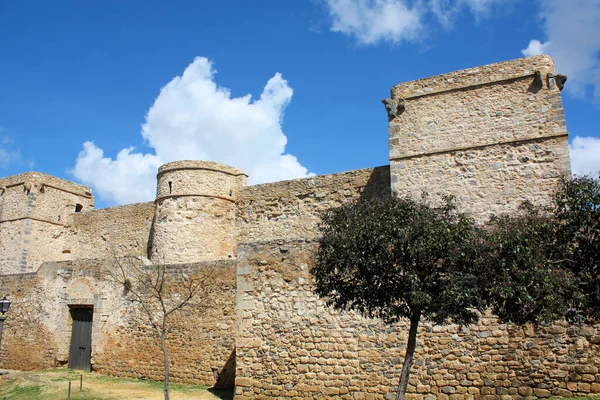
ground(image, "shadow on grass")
xmin=207 ymin=388 xmax=234 ymax=400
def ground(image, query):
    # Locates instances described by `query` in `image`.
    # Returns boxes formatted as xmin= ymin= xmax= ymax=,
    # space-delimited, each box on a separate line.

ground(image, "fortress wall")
xmin=94 ymin=260 xmax=237 ymax=387
xmin=18 ymin=219 xmax=72 ymax=272
xmin=0 ymin=218 xmax=71 ymax=274
xmin=237 ymin=166 xmax=391 ymax=242
xmin=0 ymin=259 xmax=236 ymax=387
xmin=0 ymin=172 xmax=93 ymax=222
xmin=155 ymin=161 xmax=247 ymax=200
xmin=0 ymin=172 xmax=94 ymax=273
xmin=389 ymin=55 xmax=570 ymax=219
xmin=0 ymin=220 xmax=25 ymax=274
xmin=151 ymin=161 xmax=247 ymax=264
xmin=152 ymin=196 xmax=238 ymax=262
xmin=0 ymin=259 xmax=120 ymax=370
xmin=0 ymin=181 xmax=28 ymax=221
xmin=21 ymin=184 xmax=93 ymax=223
xmin=391 ymin=137 xmax=569 ymax=218
xmin=68 ymin=202 xmax=155 ymax=260
xmin=0 ymin=271 xmax=57 ymax=369
xmin=235 ymin=239 xmax=600 ymax=399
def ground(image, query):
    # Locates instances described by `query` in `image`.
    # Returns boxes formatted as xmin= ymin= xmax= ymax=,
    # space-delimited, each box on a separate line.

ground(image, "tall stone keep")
xmin=386 ymin=55 xmax=571 ymax=218
xmin=0 ymin=172 xmax=94 ymax=274
xmin=150 ymin=160 xmax=247 ymax=264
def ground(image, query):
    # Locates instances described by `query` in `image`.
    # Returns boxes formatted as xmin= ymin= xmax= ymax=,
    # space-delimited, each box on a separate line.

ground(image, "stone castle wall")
xmin=236 ymin=166 xmax=390 ymax=243
xmin=388 ymin=55 xmax=570 ymax=220
xmin=235 ymin=239 xmax=600 ymax=399
xmin=0 ymin=55 xmax=583 ymax=398
xmin=0 ymin=259 xmax=236 ymax=387
xmin=93 ymin=260 xmax=237 ymax=387
xmin=0 ymin=259 xmax=114 ymax=370
xmin=151 ymin=160 xmax=248 ymax=264
xmin=67 ymin=202 xmax=155 ymax=260
xmin=0 ymin=172 xmax=94 ymax=274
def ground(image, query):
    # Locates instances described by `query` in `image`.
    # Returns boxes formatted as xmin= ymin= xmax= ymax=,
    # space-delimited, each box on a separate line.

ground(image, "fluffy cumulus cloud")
xmin=430 ymin=0 xmax=514 ymax=28
xmin=324 ymin=0 xmax=513 ymax=45
xmin=325 ymin=0 xmax=423 ymax=45
xmin=521 ymin=0 xmax=600 ymax=101
xmin=73 ymin=143 xmax=161 ymax=205
xmin=570 ymin=136 xmax=600 ymax=176
xmin=73 ymin=57 xmax=312 ymax=206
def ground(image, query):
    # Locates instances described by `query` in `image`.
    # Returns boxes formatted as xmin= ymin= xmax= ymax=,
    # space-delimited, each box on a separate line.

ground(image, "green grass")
xmin=4 ymin=384 xmax=43 ymax=399
xmin=0 ymin=383 xmax=112 ymax=400
xmin=91 ymin=373 xmax=209 ymax=392
xmin=0 ymin=368 xmax=227 ymax=399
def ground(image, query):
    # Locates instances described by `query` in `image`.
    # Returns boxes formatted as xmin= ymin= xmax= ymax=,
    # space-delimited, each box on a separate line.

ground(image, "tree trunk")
xmin=160 ymin=332 xmax=170 ymax=400
xmin=395 ymin=309 xmax=421 ymax=400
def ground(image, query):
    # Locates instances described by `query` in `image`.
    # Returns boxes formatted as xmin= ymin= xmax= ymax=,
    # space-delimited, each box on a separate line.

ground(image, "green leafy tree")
xmin=312 ymin=194 xmax=485 ymax=400
xmin=481 ymin=175 xmax=600 ymax=326
xmin=479 ymin=203 xmax=581 ymax=325
xmin=552 ymin=175 xmax=600 ymax=321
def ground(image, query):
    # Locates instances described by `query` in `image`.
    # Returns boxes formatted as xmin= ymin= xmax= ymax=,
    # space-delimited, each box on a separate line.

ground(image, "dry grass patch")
xmin=0 ymin=369 xmax=232 ymax=400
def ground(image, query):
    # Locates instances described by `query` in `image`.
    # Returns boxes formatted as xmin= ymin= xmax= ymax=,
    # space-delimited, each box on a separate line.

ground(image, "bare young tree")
xmin=108 ymin=255 xmax=216 ymax=400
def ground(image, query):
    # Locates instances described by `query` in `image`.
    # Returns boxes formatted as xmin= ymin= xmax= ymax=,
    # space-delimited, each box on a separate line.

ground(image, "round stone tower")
xmin=150 ymin=160 xmax=247 ymax=264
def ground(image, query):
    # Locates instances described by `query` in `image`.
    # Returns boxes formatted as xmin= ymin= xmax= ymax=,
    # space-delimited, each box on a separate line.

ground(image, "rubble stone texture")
xmin=389 ymin=55 xmax=570 ymax=220
xmin=235 ymin=240 xmax=600 ymax=399
xmin=0 ymin=55 xmax=590 ymax=398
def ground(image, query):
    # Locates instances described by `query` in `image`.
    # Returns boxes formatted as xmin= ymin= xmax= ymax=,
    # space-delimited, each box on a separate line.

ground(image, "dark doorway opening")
xmin=68 ymin=306 xmax=93 ymax=371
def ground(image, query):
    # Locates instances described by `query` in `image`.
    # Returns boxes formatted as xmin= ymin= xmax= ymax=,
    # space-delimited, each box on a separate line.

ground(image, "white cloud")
xmin=521 ymin=39 xmax=550 ymax=57
xmin=521 ymin=0 xmax=600 ymax=102
xmin=0 ymin=132 xmax=22 ymax=169
xmin=570 ymin=136 xmax=600 ymax=176
xmin=430 ymin=0 xmax=515 ymax=28
xmin=73 ymin=57 xmax=313 ymax=206
xmin=324 ymin=0 xmax=515 ymax=43
xmin=74 ymin=142 xmax=161 ymax=205
xmin=458 ymin=0 xmax=510 ymax=15
xmin=325 ymin=0 xmax=423 ymax=45
xmin=0 ymin=148 xmax=21 ymax=168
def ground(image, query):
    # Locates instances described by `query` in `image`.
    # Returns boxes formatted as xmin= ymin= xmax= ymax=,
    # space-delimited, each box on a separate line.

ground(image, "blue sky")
xmin=1 ymin=0 xmax=599 ymax=208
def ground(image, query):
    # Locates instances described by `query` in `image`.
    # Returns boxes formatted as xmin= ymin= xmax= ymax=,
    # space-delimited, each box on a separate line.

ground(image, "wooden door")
xmin=68 ymin=307 xmax=93 ymax=371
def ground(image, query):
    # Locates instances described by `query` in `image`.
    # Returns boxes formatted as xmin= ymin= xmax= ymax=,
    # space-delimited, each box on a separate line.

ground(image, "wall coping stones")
xmin=391 ymin=55 xmax=555 ymax=99
xmin=157 ymin=160 xmax=247 ymax=177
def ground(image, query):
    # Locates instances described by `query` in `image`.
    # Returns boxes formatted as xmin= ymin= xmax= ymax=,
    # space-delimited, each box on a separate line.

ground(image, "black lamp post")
xmin=0 ymin=296 xmax=11 ymax=349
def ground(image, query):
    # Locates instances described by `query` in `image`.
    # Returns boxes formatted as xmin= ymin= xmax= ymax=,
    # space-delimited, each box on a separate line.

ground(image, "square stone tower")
xmin=385 ymin=55 xmax=571 ymax=218
xmin=0 ymin=172 xmax=94 ymax=274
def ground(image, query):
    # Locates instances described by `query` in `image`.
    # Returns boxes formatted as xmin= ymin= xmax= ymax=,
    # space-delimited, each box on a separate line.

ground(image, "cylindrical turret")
xmin=150 ymin=160 xmax=247 ymax=264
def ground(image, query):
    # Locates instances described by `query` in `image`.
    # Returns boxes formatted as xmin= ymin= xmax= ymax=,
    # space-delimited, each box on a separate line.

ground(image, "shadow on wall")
xmin=214 ymin=348 xmax=235 ymax=389
xmin=147 ymin=212 xmax=156 ymax=259
xmin=208 ymin=349 xmax=235 ymax=399
xmin=359 ymin=165 xmax=391 ymax=201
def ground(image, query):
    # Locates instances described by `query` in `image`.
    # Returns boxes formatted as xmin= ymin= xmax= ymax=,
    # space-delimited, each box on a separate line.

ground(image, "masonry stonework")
xmin=388 ymin=55 xmax=570 ymax=219
xmin=151 ymin=160 xmax=247 ymax=264
xmin=0 ymin=55 xmax=589 ymax=398
xmin=0 ymin=172 xmax=93 ymax=274
xmin=235 ymin=240 xmax=600 ymax=399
